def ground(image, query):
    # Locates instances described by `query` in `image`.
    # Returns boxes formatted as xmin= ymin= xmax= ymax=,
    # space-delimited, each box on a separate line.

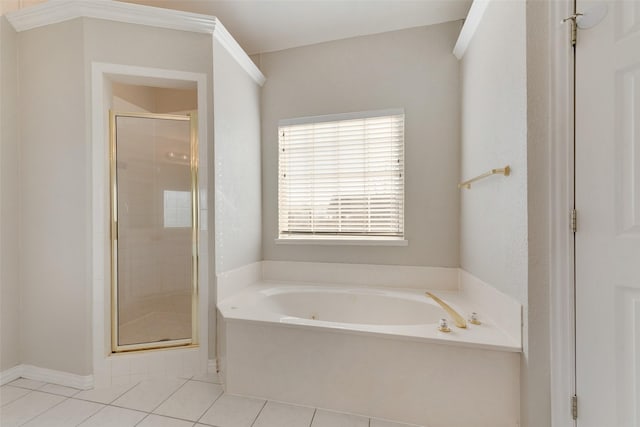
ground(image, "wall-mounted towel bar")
xmin=458 ymin=165 xmax=510 ymax=189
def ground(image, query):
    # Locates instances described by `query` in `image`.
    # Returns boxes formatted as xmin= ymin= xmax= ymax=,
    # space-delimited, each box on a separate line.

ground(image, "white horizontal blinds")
xmin=278 ymin=110 xmax=404 ymax=238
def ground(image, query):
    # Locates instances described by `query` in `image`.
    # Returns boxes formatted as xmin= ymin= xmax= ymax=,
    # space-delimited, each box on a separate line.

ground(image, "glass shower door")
xmin=110 ymin=112 xmax=198 ymax=352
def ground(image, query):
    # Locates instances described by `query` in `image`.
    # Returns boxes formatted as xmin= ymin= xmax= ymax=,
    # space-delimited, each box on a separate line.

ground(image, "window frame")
xmin=276 ymin=108 xmax=407 ymax=246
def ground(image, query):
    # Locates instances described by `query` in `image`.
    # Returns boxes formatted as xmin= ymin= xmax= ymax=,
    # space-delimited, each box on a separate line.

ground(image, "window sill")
xmin=275 ymin=237 xmax=408 ymax=247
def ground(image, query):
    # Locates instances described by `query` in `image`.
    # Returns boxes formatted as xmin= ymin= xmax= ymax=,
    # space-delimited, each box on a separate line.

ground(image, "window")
xmin=278 ymin=109 xmax=405 ymax=241
xmin=163 ymin=190 xmax=192 ymax=228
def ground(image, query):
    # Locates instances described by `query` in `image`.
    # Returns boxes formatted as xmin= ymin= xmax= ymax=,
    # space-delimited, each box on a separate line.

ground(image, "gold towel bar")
xmin=458 ymin=165 xmax=511 ymax=189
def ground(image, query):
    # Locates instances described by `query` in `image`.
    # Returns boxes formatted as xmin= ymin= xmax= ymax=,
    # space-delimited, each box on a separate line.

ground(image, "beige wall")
xmin=523 ymin=0 xmax=551 ymax=425
xmin=112 ymin=83 xmax=157 ymax=112
xmin=87 ymin=18 xmax=215 ymax=364
xmin=460 ymin=0 xmax=528 ymax=303
xmin=213 ymin=38 xmax=262 ymax=274
xmin=156 ymin=88 xmax=198 ymax=114
xmin=16 ymin=17 xmax=215 ymax=375
xmin=256 ymin=23 xmax=461 ymax=267
xmin=112 ymin=83 xmax=198 ymax=114
xmin=0 ymin=16 xmax=21 ymax=372
xmin=0 ymin=0 xmax=47 ymax=16
xmin=18 ymin=19 xmax=90 ymax=374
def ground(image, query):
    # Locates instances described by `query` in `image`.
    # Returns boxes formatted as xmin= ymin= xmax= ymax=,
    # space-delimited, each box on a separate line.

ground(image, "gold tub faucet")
xmin=425 ymin=292 xmax=467 ymax=329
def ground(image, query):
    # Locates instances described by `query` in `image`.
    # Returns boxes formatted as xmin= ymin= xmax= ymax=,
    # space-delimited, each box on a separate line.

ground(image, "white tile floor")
xmin=0 ymin=374 xmax=422 ymax=427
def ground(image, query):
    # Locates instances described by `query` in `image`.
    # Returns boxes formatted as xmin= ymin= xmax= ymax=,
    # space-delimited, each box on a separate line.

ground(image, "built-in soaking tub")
xmin=217 ymin=277 xmax=521 ymax=427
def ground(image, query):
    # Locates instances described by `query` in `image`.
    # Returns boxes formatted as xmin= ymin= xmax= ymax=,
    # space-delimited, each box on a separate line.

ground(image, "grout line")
xmin=74 ymin=401 xmax=106 ymax=427
xmin=134 ymin=412 xmax=150 ymax=426
xmin=4 ymin=378 xmax=75 ymax=398
xmin=309 ymin=408 xmax=317 ymax=427
xmin=249 ymin=399 xmax=268 ymax=427
xmin=148 ymin=378 xmax=190 ymax=414
xmin=81 ymin=404 xmax=146 ymax=426
xmin=197 ymin=379 xmax=223 ymax=388
xmin=17 ymin=395 xmax=70 ymax=426
xmin=190 ymin=378 xmax=223 ymax=385
xmin=108 ymin=380 xmax=142 ymax=404
xmin=134 ymin=409 xmax=210 ymax=425
xmin=194 ymin=388 xmax=226 ymax=424
xmin=71 ymin=380 xmax=139 ymax=406
xmin=103 ymin=402 xmax=149 ymax=413
xmin=21 ymin=387 xmax=82 ymax=399
xmin=4 ymin=383 xmax=45 ymax=392
xmin=0 ymin=388 xmax=34 ymax=408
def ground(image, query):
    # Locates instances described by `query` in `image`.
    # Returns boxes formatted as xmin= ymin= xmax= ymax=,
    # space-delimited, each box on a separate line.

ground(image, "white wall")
xmin=212 ymin=38 xmax=262 ymax=362
xmin=459 ymin=0 xmax=551 ymax=425
xmin=213 ymin=37 xmax=262 ymax=275
xmin=459 ymin=0 xmax=528 ymax=304
xmin=256 ymin=23 xmax=461 ymax=267
xmin=0 ymin=16 xmax=21 ymax=372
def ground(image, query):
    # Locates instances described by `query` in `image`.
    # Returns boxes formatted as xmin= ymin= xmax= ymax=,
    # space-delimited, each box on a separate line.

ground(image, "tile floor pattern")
xmin=0 ymin=374 xmax=422 ymax=427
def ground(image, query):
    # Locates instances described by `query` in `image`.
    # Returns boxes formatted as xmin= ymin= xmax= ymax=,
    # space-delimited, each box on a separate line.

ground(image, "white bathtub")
xmin=219 ymin=283 xmax=520 ymax=352
xmin=218 ymin=277 xmax=521 ymax=427
xmin=263 ymin=286 xmax=444 ymax=325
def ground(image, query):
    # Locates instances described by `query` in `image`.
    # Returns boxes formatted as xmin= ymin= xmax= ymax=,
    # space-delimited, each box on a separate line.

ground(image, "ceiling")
xmin=118 ymin=0 xmax=472 ymax=55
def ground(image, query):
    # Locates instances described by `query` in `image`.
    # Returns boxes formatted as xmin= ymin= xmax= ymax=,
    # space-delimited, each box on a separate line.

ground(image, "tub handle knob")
xmin=438 ymin=318 xmax=451 ymax=333
xmin=469 ymin=312 xmax=481 ymax=325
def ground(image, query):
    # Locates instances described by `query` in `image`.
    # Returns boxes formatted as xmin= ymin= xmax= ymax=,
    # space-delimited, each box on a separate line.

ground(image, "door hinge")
xmin=562 ymin=14 xmax=583 ymax=46
xmin=570 ymin=209 xmax=577 ymax=233
xmin=571 ymin=395 xmax=578 ymax=420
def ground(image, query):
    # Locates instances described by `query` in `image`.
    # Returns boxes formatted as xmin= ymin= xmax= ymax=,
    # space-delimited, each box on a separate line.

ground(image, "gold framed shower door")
xmin=109 ymin=110 xmax=199 ymax=353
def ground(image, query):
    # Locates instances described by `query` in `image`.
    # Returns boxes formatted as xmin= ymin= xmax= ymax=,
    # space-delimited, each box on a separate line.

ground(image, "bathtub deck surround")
xmin=218 ymin=261 xmax=521 ymax=344
xmin=219 ymin=283 xmax=519 ymax=352
xmin=216 ymin=261 xmax=522 ymax=426
xmin=217 ymin=261 xmax=263 ymax=301
xmin=459 ymin=269 xmax=522 ymax=345
xmin=262 ymin=261 xmax=459 ymax=290
xmin=224 ymin=320 xmax=519 ymax=426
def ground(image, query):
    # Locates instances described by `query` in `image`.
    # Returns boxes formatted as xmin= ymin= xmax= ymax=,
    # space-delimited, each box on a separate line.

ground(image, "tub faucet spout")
xmin=425 ymin=292 xmax=467 ymax=329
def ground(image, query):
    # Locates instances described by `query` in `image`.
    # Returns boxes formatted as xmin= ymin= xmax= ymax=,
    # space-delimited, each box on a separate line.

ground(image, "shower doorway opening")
xmin=110 ymin=110 xmax=199 ymax=353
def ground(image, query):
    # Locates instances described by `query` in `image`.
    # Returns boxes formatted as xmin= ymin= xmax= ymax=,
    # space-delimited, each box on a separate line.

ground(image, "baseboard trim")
xmin=0 ymin=365 xmax=23 ymax=386
xmin=0 ymin=364 xmax=94 ymax=390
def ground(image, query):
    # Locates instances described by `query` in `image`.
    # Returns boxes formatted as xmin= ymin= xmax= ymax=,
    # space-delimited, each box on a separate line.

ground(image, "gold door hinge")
xmin=571 ymin=395 xmax=578 ymax=420
xmin=562 ymin=14 xmax=583 ymax=46
xmin=570 ymin=209 xmax=577 ymax=233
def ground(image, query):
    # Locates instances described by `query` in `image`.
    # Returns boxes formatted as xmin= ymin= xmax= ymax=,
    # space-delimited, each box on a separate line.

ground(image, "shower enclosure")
xmin=109 ymin=111 xmax=198 ymax=352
